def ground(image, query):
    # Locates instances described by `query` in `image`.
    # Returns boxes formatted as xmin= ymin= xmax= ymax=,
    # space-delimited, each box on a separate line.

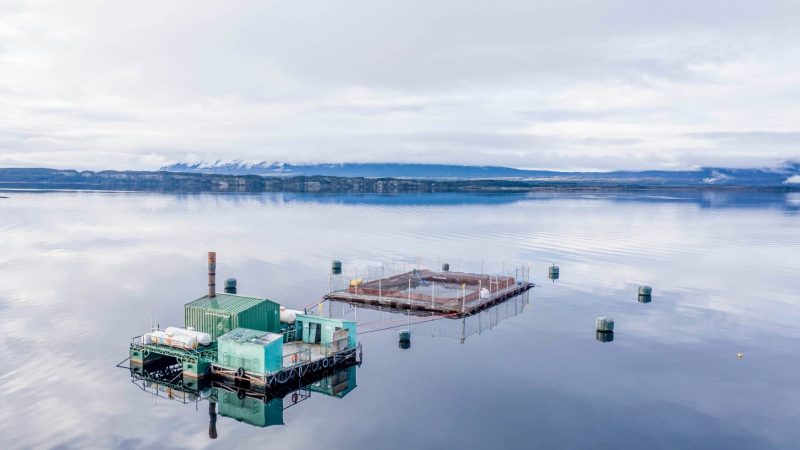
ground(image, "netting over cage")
xmin=348 ymin=269 xmax=518 ymax=307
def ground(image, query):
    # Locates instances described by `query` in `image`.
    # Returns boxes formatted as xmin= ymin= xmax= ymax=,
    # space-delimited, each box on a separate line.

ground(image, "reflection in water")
xmin=596 ymin=331 xmax=614 ymax=343
xmin=127 ymin=364 xmax=358 ymax=438
xmin=2 ymin=191 xmax=800 ymax=449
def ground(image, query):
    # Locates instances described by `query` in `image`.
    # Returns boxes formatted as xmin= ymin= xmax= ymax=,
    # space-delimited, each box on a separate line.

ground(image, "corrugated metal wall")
xmin=184 ymin=299 xmax=281 ymax=340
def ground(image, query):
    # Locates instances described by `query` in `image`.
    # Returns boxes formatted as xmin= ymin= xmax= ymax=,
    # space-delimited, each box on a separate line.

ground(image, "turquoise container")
xmin=217 ymin=328 xmax=284 ymax=375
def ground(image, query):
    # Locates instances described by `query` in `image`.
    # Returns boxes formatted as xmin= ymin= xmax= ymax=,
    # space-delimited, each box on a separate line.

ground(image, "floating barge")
xmin=128 ymin=252 xmax=362 ymax=392
xmin=325 ymin=268 xmax=534 ymax=315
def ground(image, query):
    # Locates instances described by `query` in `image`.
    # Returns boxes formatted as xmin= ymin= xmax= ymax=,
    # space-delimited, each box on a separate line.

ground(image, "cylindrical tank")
xmin=145 ymin=330 xmax=198 ymax=349
xmin=164 ymin=326 xmax=212 ymax=346
xmin=548 ymin=264 xmax=560 ymax=280
xmin=442 ymin=263 xmax=450 ymax=272
xmin=596 ymin=330 xmax=614 ymax=343
xmin=638 ymin=294 xmax=652 ymax=304
xmin=399 ymin=329 xmax=411 ymax=344
xmin=224 ymin=278 xmax=237 ymax=294
xmin=332 ymin=260 xmax=342 ymax=275
xmin=596 ymin=317 xmax=614 ymax=332
xmin=280 ymin=306 xmax=304 ymax=324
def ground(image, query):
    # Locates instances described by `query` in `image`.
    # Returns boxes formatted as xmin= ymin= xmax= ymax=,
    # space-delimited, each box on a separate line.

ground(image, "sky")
xmin=0 ymin=0 xmax=799 ymax=171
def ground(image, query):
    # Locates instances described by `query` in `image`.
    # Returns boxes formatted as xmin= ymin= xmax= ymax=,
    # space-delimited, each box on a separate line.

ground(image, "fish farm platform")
xmin=325 ymin=269 xmax=534 ymax=315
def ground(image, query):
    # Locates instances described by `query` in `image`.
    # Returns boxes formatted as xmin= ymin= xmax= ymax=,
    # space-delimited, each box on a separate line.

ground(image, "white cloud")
xmin=0 ymin=0 xmax=799 ymax=170
xmin=785 ymin=175 xmax=800 ymax=184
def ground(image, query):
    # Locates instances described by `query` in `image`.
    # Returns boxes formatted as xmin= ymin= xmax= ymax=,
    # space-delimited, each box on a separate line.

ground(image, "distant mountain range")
xmin=0 ymin=161 xmax=798 ymax=194
xmin=161 ymin=161 xmax=800 ymax=186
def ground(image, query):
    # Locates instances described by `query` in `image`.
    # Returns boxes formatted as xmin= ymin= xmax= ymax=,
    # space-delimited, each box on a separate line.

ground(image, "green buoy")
xmin=548 ymin=264 xmax=560 ymax=281
xmin=399 ymin=329 xmax=411 ymax=349
xmin=638 ymin=285 xmax=652 ymax=303
xmin=596 ymin=317 xmax=614 ymax=332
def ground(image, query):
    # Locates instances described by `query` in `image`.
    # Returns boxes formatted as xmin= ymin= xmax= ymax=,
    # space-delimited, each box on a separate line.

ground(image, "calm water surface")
xmin=0 ymin=191 xmax=799 ymax=449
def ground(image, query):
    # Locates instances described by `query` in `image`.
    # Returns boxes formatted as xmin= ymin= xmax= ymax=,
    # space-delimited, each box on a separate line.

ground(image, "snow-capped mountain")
xmin=159 ymin=160 xmax=800 ymax=186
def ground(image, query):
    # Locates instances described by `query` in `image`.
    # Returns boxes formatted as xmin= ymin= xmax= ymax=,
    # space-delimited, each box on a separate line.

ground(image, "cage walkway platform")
xmin=325 ymin=269 xmax=534 ymax=315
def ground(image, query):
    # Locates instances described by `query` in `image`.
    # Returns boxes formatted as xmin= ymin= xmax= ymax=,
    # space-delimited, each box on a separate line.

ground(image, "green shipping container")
xmin=217 ymin=328 xmax=284 ymax=374
xmin=184 ymin=293 xmax=281 ymax=340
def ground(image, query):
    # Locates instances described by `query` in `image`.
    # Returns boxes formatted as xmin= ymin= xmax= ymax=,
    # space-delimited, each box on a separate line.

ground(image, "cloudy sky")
xmin=1 ymin=0 xmax=799 ymax=171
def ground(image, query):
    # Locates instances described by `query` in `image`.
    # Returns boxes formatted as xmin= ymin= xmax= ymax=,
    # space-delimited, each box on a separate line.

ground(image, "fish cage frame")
xmin=325 ymin=264 xmax=533 ymax=315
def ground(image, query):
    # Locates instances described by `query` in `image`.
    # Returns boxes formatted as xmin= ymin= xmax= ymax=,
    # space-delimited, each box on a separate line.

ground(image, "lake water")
xmin=0 ymin=190 xmax=799 ymax=449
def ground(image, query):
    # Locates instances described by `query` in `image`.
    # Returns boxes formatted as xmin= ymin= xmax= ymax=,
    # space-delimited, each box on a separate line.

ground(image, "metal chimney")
xmin=208 ymin=251 xmax=216 ymax=298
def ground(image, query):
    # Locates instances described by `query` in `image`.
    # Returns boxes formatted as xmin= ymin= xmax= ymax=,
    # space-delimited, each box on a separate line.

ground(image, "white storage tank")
xmin=165 ymin=326 xmax=212 ymax=346
xmin=280 ymin=306 xmax=304 ymax=324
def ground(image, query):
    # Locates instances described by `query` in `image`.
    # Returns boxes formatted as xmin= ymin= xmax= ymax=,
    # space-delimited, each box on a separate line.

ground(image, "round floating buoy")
xmin=596 ymin=330 xmax=614 ymax=343
xmin=331 ymin=260 xmax=342 ymax=275
xmin=399 ymin=329 xmax=411 ymax=349
xmin=596 ymin=317 xmax=614 ymax=333
xmin=638 ymin=285 xmax=652 ymax=303
xmin=548 ymin=264 xmax=559 ymax=281
xmin=737 ymin=352 xmax=744 ymax=359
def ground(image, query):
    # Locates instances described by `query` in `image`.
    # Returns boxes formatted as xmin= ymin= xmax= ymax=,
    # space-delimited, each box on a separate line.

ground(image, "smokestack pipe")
xmin=208 ymin=251 xmax=216 ymax=298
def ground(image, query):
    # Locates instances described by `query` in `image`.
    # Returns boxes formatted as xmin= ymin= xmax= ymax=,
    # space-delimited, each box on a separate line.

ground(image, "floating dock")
xmin=325 ymin=268 xmax=534 ymax=315
xmin=126 ymin=252 xmax=362 ymax=395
